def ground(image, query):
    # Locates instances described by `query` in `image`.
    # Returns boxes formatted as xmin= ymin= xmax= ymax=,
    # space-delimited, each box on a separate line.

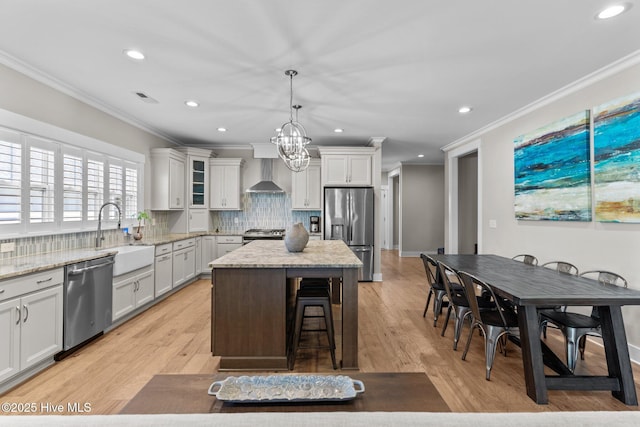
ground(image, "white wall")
xmin=0 ymin=63 xmax=172 ymax=209
xmin=444 ymin=58 xmax=640 ymax=354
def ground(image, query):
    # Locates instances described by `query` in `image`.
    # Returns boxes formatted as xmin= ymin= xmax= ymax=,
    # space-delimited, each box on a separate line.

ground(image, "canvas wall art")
xmin=514 ymin=111 xmax=591 ymax=221
xmin=593 ymin=91 xmax=640 ymax=222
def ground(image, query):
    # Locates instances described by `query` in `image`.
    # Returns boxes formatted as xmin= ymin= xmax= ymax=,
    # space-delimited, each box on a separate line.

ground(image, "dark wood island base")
xmin=210 ymin=240 xmax=362 ymax=371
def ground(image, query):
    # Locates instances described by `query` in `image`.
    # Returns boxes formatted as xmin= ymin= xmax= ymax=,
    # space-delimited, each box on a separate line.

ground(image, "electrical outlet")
xmin=1 ymin=242 xmax=16 ymax=253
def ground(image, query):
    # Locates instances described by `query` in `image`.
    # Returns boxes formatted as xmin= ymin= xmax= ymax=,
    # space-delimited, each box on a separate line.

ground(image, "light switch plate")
xmin=489 ymin=219 xmax=497 ymax=229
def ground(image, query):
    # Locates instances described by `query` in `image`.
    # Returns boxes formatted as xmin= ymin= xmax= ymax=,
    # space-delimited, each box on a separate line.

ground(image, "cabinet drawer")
xmin=173 ymin=238 xmax=195 ymax=251
xmin=155 ymin=243 xmax=173 ymax=256
xmin=0 ymin=268 xmax=64 ymax=302
xmin=217 ymin=235 xmax=242 ymax=244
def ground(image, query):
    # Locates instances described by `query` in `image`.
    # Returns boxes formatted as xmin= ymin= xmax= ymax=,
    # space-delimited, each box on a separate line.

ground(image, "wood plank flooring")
xmin=1 ymin=249 xmax=639 ymax=414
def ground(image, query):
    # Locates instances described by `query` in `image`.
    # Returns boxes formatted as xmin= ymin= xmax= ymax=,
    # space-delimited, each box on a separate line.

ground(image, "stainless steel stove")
xmin=242 ymin=228 xmax=285 ymax=244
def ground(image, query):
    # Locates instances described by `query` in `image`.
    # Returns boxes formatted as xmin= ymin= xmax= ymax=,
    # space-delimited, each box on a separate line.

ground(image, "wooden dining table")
xmin=431 ymin=254 xmax=640 ymax=405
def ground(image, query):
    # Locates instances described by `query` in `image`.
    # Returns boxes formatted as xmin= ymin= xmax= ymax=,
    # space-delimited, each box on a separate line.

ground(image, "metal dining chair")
xmin=458 ymin=271 xmax=519 ymax=380
xmin=541 ymin=261 xmax=579 ymax=275
xmin=420 ymin=254 xmax=447 ymax=326
xmin=438 ymin=262 xmax=494 ymax=351
xmin=511 ymin=254 xmax=539 ymax=265
xmin=539 ymin=270 xmax=628 ymax=372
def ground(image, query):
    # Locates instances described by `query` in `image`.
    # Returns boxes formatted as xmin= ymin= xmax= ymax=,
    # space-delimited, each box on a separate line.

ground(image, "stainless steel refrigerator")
xmin=324 ymin=187 xmax=374 ymax=281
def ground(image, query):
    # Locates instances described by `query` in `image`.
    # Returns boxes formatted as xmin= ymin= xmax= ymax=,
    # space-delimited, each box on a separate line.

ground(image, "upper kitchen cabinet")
xmin=209 ymin=158 xmax=244 ymax=210
xmin=151 ymin=148 xmax=186 ymax=210
xmin=175 ymin=147 xmax=213 ymax=209
xmin=291 ymin=159 xmax=321 ymax=210
xmin=318 ymin=147 xmax=375 ymax=186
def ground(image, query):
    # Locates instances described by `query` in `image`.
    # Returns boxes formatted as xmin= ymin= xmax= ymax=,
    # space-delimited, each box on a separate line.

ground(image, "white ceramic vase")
xmin=285 ymin=222 xmax=309 ymax=252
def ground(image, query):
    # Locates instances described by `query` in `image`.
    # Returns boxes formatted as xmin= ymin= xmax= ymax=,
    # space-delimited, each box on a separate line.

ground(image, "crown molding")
xmin=442 ymin=49 xmax=640 ymax=153
xmin=0 ymin=49 xmax=183 ymax=145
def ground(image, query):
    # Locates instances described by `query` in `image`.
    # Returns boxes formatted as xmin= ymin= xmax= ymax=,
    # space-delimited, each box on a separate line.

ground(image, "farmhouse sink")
xmin=106 ymin=245 xmax=155 ymax=276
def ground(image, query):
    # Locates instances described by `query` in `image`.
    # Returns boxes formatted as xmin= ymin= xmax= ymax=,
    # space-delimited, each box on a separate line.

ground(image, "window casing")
xmin=0 ymin=127 xmax=143 ymax=236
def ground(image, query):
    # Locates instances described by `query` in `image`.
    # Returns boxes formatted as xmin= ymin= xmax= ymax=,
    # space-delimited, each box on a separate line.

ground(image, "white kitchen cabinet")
xmin=0 ymin=269 xmax=63 ymax=383
xmin=201 ymin=236 xmax=216 ymax=275
xmin=172 ymin=239 xmax=196 ymax=287
xmin=112 ymin=265 xmax=155 ymax=322
xmin=195 ymin=237 xmax=202 ymax=275
xmin=151 ymin=148 xmax=186 ymax=210
xmin=188 ymin=209 xmax=210 ymax=232
xmin=154 ymin=251 xmax=173 ymax=297
xmin=216 ymin=235 xmax=242 ymax=257
xmin=291 ymin=159 xmax=321 ymax=210
xmin=209 ymin=158 xmax=244 ymax=210
xmin=319 ymin=147 xmax=375 ymax=187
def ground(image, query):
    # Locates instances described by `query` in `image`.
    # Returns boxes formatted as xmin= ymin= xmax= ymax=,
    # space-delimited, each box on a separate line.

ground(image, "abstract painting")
xmin=514 ymin=111 xmax=591 ymax=221
xmin=593 ymin=91 xmax=640 ymax=222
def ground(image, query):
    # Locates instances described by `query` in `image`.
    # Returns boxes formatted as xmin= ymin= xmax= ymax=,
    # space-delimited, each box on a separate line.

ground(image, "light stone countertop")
xmin=0 ymin=248 xmax=118 ymax=280
xmin=209 ymin=239 xmax=362 ymax=269
xmin=0 ymin=231 xmax=244 ymax=281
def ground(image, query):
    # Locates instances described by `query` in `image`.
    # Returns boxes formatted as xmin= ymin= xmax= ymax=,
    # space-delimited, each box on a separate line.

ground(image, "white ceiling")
xmin=0 ymin=1 xmax=639 ymax=171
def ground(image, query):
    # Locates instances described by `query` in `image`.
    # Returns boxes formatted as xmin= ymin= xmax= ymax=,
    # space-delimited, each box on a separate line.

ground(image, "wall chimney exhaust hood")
xmin=246 ymin=159 xmax=285 ymax=193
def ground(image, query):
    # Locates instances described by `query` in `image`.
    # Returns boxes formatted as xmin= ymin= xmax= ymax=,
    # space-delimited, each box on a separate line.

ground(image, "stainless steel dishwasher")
xmin=62 ymin=255 xmax=114 ymax=352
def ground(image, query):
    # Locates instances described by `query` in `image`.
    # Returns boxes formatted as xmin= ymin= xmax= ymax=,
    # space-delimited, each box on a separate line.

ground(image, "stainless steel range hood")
xmin=246 ymin=159 xmax=285 ymax=193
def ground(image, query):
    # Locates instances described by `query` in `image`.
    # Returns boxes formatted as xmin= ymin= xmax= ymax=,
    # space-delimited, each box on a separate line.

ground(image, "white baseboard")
xmin=399 ymin=250 xmax=439 ymax=257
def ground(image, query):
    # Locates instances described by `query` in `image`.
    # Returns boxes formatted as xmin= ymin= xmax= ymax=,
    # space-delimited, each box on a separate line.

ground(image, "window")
xmin=63 ymin=153 xmax=83 ymax=222
xmin=0 ymin=123 xmax=144 ymax=236
xmin=29 ymin=144 xmax=55 ymax=224
xmin=87 ymin=157 xmax=104 ymax=222
xmin=108 ymin=162 xmax=123 ymax=221
xmin=125 ymin=165 xmax=138 ymax=221
xmin=0 ymin=132 xmax=21 ymax=226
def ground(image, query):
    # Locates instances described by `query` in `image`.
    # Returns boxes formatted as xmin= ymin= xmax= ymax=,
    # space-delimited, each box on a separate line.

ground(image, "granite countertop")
xmin=0 ymin=231 xmax=247 ymax=281
xmin=0 ymin=248 xmax=118 ymax=281
xmin=209 ymin=240 xmax=362 ymax=269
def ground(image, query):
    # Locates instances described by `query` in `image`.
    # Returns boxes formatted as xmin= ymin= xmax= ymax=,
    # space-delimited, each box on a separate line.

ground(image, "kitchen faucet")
xmin=96 ymin=202 xmax=121 ymax=248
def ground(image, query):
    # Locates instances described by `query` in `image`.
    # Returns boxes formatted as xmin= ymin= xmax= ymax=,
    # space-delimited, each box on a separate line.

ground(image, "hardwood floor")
xmin=1 ymin=249 xmax=639 ymax=414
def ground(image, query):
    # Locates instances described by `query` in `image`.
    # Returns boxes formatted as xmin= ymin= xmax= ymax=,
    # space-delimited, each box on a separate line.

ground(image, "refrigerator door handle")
xmin=349 ymin=192 xmax=354 ymax=243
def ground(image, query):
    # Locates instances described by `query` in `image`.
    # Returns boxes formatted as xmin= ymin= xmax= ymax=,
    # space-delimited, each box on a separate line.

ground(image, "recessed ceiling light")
xmin=596 ymin=4 xmax=628 ymax=19
xmin=418 ymin=154 xmax=425 ymax=158
xmin=185 ymin=100 xmax=199 ymax=108
xmin=123 ymin=49 xmax=145 ymax=60
xmin=217 ymin=127 xmax=227 ymax=132
xmin=334 ymin=128 xmax=344 ymax=133
xmin=458 ymin=106 xmax=472 ymax=114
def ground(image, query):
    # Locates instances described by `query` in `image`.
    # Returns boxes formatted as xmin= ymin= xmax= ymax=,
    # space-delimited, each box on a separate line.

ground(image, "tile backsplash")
xmin=213 ymin=193 xmax=320 ymax=233
xmin=0 ymin=194 xmax=318 ymax=260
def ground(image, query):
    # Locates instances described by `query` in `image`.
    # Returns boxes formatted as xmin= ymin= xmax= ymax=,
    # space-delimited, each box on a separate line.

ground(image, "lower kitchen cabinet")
xmin=195 ymin=237 xmax=203 ymax=275
xmin=154 ymin=252 xmax=173 ymax=297
xmin=202 ymin=236 xmax=216 ymax=274
xmin=216 ymin=235 xmax=242 ymax=257
xmin=0 ymin=269 xmax=63 ymax=383
xmin=172 ymin=238 xmax=196 ymax=288
xmin=112 ymin=266 xmax=155 ymax=322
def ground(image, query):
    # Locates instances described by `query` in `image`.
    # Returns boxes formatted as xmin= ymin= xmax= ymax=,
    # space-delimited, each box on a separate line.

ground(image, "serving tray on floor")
xmin=207 ymin=374 xmax=365 ymax=403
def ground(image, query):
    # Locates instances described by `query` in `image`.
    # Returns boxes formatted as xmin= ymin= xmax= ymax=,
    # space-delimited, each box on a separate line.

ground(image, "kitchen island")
xmin=209 ymin=239 xmax=362 ymax=370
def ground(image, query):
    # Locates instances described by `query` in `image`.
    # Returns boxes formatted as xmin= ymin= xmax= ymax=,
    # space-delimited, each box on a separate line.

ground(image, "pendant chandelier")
xmin=270 ymin=70 xmax=311 ymax=172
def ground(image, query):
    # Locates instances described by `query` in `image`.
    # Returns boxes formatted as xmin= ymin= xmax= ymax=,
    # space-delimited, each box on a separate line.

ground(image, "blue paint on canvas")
xmin=593 ymin=92 xmax=640 ymax=222
xmin=514 ymin=111 xmax=591 ymax=221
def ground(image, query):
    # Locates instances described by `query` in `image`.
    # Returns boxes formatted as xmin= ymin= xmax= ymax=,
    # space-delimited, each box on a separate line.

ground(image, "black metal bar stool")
xmin=288 ymin=284 xmax=337 ymax=370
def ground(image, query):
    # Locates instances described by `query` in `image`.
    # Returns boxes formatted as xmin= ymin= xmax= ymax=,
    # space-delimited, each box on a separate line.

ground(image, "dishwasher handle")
xmin=68 ymin=259 xmax=114 ymax=276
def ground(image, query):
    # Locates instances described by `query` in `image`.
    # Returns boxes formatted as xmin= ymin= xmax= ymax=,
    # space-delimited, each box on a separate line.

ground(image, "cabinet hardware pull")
xmin=0 ymin=289 xmax=4 ymax=294
xmin=23 ymin=305 xmax=29 ymax=323
xmin=16 ymin=306 xmax=20 ymax=325
xmin=37 ymin=277 xmax=53 ymax=284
